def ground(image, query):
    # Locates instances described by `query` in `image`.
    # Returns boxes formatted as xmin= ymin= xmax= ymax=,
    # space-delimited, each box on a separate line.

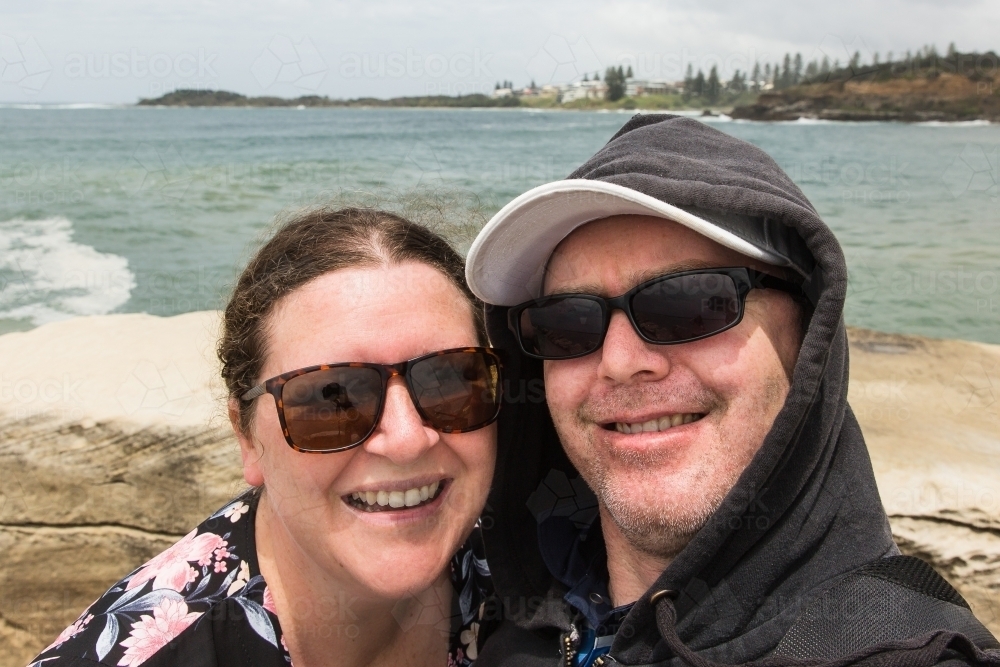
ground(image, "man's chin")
xmin=593 ymin=474 xmax=727 ymax=559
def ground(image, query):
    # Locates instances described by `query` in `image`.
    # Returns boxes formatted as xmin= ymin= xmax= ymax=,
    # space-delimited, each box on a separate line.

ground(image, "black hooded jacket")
xmin=474 ymin=115 xmax=999 ymax=667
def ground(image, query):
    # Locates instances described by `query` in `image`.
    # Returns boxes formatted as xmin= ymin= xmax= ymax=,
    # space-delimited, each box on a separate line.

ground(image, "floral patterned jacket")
xmin=28 ymin=490 xmax=492 ymax=667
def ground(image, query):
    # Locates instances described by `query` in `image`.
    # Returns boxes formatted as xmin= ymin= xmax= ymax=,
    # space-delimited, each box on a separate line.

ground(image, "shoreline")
xmin=0 ymin=312 xmax=997 ymax=664
xmin=1 ymin=105 xmax=995 ymax=126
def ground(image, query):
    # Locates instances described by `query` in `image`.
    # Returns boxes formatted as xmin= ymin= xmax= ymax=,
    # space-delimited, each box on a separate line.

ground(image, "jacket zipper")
xmin=561 ymin=625 xmax=581 ymax=667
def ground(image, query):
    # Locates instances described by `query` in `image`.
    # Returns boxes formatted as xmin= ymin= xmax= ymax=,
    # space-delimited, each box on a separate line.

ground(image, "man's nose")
xmin=362 ymin=377 xmax=440 ymax=464
xmin=596 ymin=309 xmax=672 ymax=384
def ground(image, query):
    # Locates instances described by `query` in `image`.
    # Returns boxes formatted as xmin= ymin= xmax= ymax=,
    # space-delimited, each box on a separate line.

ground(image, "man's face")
xmin=542 ymin=215 xmax=803 ymax=559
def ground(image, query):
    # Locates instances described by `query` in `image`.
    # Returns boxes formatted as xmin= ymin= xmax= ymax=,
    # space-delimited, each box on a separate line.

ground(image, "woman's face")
xmin=237 ymin=261 xmax=496 ymax=599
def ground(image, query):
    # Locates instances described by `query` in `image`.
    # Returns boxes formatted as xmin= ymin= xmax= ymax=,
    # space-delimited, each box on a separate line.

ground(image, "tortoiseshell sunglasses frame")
xmin=240 ymin=347 xmax=503 ymax=453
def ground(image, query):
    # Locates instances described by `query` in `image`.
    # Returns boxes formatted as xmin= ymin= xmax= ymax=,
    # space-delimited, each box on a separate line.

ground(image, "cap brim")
xmin=466 ymin=179 xmax=787 ymax=306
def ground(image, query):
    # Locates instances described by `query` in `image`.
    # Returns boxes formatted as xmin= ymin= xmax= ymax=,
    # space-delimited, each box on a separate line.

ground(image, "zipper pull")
xmin=561 ymin=624 xmax=581 ymax=667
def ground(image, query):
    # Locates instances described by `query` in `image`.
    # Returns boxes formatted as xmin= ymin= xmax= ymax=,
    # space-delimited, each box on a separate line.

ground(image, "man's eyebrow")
xmin=548 ymin=260 xmax=718 ymax=296
xmin=626 ymin=260 xmax=715 ymax=287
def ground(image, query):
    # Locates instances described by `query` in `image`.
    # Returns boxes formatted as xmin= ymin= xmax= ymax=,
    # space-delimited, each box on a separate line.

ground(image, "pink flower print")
xmin=43 ymin=613 xmax=93 ymax=653
xmin=118 ymin=598 xmax=202 ymax=667
xmin=224 ymin=501 xmax=249 ymax=523
xmin=262 ymin=585 xmax=277 ymax=615
xmin=126 ymin=529 xmax=227 ymax=592
xmin=214 ymin=547 xmax=231 ymax=561
xmin=213 ymin=560 xmax=227 ymax=574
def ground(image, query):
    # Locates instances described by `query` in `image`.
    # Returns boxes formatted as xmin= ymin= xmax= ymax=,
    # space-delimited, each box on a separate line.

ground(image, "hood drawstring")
xmin=642 ymin=589 xmax=1000 ymax=667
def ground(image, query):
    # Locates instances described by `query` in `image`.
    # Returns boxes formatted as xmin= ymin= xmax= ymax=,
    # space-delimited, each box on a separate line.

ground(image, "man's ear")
xmin=230 ymin=398 xmax=265 ymax=487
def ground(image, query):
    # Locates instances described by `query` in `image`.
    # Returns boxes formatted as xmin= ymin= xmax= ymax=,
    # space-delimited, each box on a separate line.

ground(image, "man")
xmin=466 ymin=115 xmax=999 ymax=666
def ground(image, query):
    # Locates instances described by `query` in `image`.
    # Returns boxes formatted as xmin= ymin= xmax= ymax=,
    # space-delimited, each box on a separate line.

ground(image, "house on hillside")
xmin=539 ymin=84 xmax=560 ymax=98
xmin=625 ymin=79 xmax=677 ymax=97
xmin=561 ymin=79 xmax=608 ymax=103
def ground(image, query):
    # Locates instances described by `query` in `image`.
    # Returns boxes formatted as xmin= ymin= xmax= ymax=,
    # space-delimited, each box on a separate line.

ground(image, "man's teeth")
xmin=614 ymin=414 xmax=701 ymax=434
xmin=350 ymin=481 xmax=441 ymax=509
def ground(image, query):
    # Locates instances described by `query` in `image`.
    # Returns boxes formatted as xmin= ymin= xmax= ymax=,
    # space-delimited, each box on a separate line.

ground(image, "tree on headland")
xmin=694 ymin=69 xmax=706 ymax=96
xmin=626 ymin=65 xmax=634 ymax=78
xmin=778 ymin=54 xmax=792 ymax=89
xmin=707 ymin=65 xmax=721 ymax=102
xmin=683 ymin=64 xmax=694 ymax=96
xmin=727 ymin=70 xmax=746 ymax=93
xmin=751 ymin=62 xmax=761 ymax=90
xmin=604 ymin=66 xmax=626 ymax=101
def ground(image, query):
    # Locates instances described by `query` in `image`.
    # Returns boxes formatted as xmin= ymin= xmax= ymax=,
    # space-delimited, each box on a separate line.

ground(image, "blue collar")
xmin=537 ymin=514 xmax=633 ymax=631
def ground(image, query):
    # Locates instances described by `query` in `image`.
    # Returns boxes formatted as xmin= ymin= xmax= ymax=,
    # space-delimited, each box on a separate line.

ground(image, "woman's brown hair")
xmin=218 ymin=206 xmax=485 ymax=435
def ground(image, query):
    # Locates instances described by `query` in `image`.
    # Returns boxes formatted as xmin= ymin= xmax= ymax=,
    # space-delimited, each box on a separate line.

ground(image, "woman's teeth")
xmin=614 ymin=413 xmax=703 ymax=434
xmin=348 ymin=481 xmax=442 ymax=512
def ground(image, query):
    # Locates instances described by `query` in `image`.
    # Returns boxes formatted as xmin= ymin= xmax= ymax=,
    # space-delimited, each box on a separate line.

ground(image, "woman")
xmin=30 ymin=207 xmax=499 ymax=667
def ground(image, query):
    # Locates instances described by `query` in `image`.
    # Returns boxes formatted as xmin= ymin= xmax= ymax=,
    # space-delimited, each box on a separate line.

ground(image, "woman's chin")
xmin=349 ymin=552 xmax=452 ymax=599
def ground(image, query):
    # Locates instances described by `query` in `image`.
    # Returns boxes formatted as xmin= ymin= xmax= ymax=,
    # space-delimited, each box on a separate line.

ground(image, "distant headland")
xmin=137 ymin=46 xmax=1000 ymax=122
xmin=731 ymin=47 xmax=1000 ymax=122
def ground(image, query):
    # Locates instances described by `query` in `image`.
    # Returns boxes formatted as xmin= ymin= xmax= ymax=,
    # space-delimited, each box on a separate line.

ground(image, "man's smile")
xmin=603 ymin=413 xmax=707 ymax=434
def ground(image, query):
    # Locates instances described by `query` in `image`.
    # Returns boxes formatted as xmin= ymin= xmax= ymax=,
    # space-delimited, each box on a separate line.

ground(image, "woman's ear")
xmin=230 ymin=398 xmax=265 ymax=487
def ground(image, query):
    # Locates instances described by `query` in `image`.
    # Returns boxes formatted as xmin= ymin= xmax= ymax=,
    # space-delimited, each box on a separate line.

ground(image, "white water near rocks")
xmin=1 ymin=107 xmax=998 ymax=342
xmin=0 ymin=217 xmax=134 ymax=325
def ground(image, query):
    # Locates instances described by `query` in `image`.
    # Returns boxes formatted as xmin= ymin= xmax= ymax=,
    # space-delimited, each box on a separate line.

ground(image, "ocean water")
xmin=1 ymin=107 xmax=998 ymax=343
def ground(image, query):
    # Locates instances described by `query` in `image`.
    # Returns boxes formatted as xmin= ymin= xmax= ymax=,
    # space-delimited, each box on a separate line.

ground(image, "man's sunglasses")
xmin=241 ymin=347 xmax=502 ymax=453
xmin=509 ymin=267 xmax=804 ymax=360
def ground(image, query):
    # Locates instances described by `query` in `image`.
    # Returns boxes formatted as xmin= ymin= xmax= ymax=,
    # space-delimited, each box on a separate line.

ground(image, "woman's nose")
xmin=362 ymin=376 xmax=440 ymax=464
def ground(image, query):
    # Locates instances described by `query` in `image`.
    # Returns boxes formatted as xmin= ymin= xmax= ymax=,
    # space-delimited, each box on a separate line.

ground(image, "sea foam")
xmin=0 ymin=217 xmax=135 ymax=326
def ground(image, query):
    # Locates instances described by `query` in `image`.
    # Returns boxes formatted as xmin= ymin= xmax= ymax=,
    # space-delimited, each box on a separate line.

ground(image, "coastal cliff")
xmin=0 ymin=313 xmax=997 ymax=665
xmin=732 ymin=52 xmax=1000 ymax=121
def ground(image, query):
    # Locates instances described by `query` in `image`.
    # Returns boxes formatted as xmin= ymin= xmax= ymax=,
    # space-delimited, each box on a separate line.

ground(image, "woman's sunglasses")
xmin=241 ymin=347 xmax=502 ymax=453
xmin=509 ymin=267 xmax=804 ymax=360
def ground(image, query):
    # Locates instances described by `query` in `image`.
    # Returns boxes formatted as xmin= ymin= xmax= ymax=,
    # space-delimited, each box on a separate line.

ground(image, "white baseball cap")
xmin=466 ymin=179 xmax=806 ymax=307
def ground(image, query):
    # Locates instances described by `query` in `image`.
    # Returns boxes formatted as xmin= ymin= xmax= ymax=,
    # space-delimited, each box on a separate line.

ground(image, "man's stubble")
xmin=556 ymin=374 xmax=790 ymax=561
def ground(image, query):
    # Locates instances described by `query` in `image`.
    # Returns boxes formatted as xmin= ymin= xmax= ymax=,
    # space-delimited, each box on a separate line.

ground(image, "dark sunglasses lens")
xmin=281 ymin=367 xmax=383 ymax=451
xmin=409 ymin=351 xmax=501 ymax=432
xmin=631 ymin=273 xmax=741 ymax=342
xmin=519 ymin=297 xmax=605 ymax=358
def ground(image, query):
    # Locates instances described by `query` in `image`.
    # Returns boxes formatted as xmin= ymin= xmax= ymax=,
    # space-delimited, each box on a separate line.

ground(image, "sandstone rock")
xmin=0 ymin=315 xmax=997 ymax=665
xmin=0 ymin=312 xmax=244 ymax=667
xmin=848 ymin=327 xmax=1000 ymax=633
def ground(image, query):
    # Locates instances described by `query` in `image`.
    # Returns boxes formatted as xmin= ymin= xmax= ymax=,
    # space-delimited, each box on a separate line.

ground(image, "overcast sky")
xmin=2 ymin=0 xmax=998 ymax=103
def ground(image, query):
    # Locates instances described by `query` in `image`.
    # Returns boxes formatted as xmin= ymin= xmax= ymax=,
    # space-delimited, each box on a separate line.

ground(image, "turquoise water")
xmin=1 ymin=107 xmax=999 ymax=343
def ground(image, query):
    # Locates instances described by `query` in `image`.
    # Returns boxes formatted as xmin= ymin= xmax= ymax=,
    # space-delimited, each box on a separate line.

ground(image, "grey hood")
xmin=474 ymin=115 xmax=998 ymax=666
